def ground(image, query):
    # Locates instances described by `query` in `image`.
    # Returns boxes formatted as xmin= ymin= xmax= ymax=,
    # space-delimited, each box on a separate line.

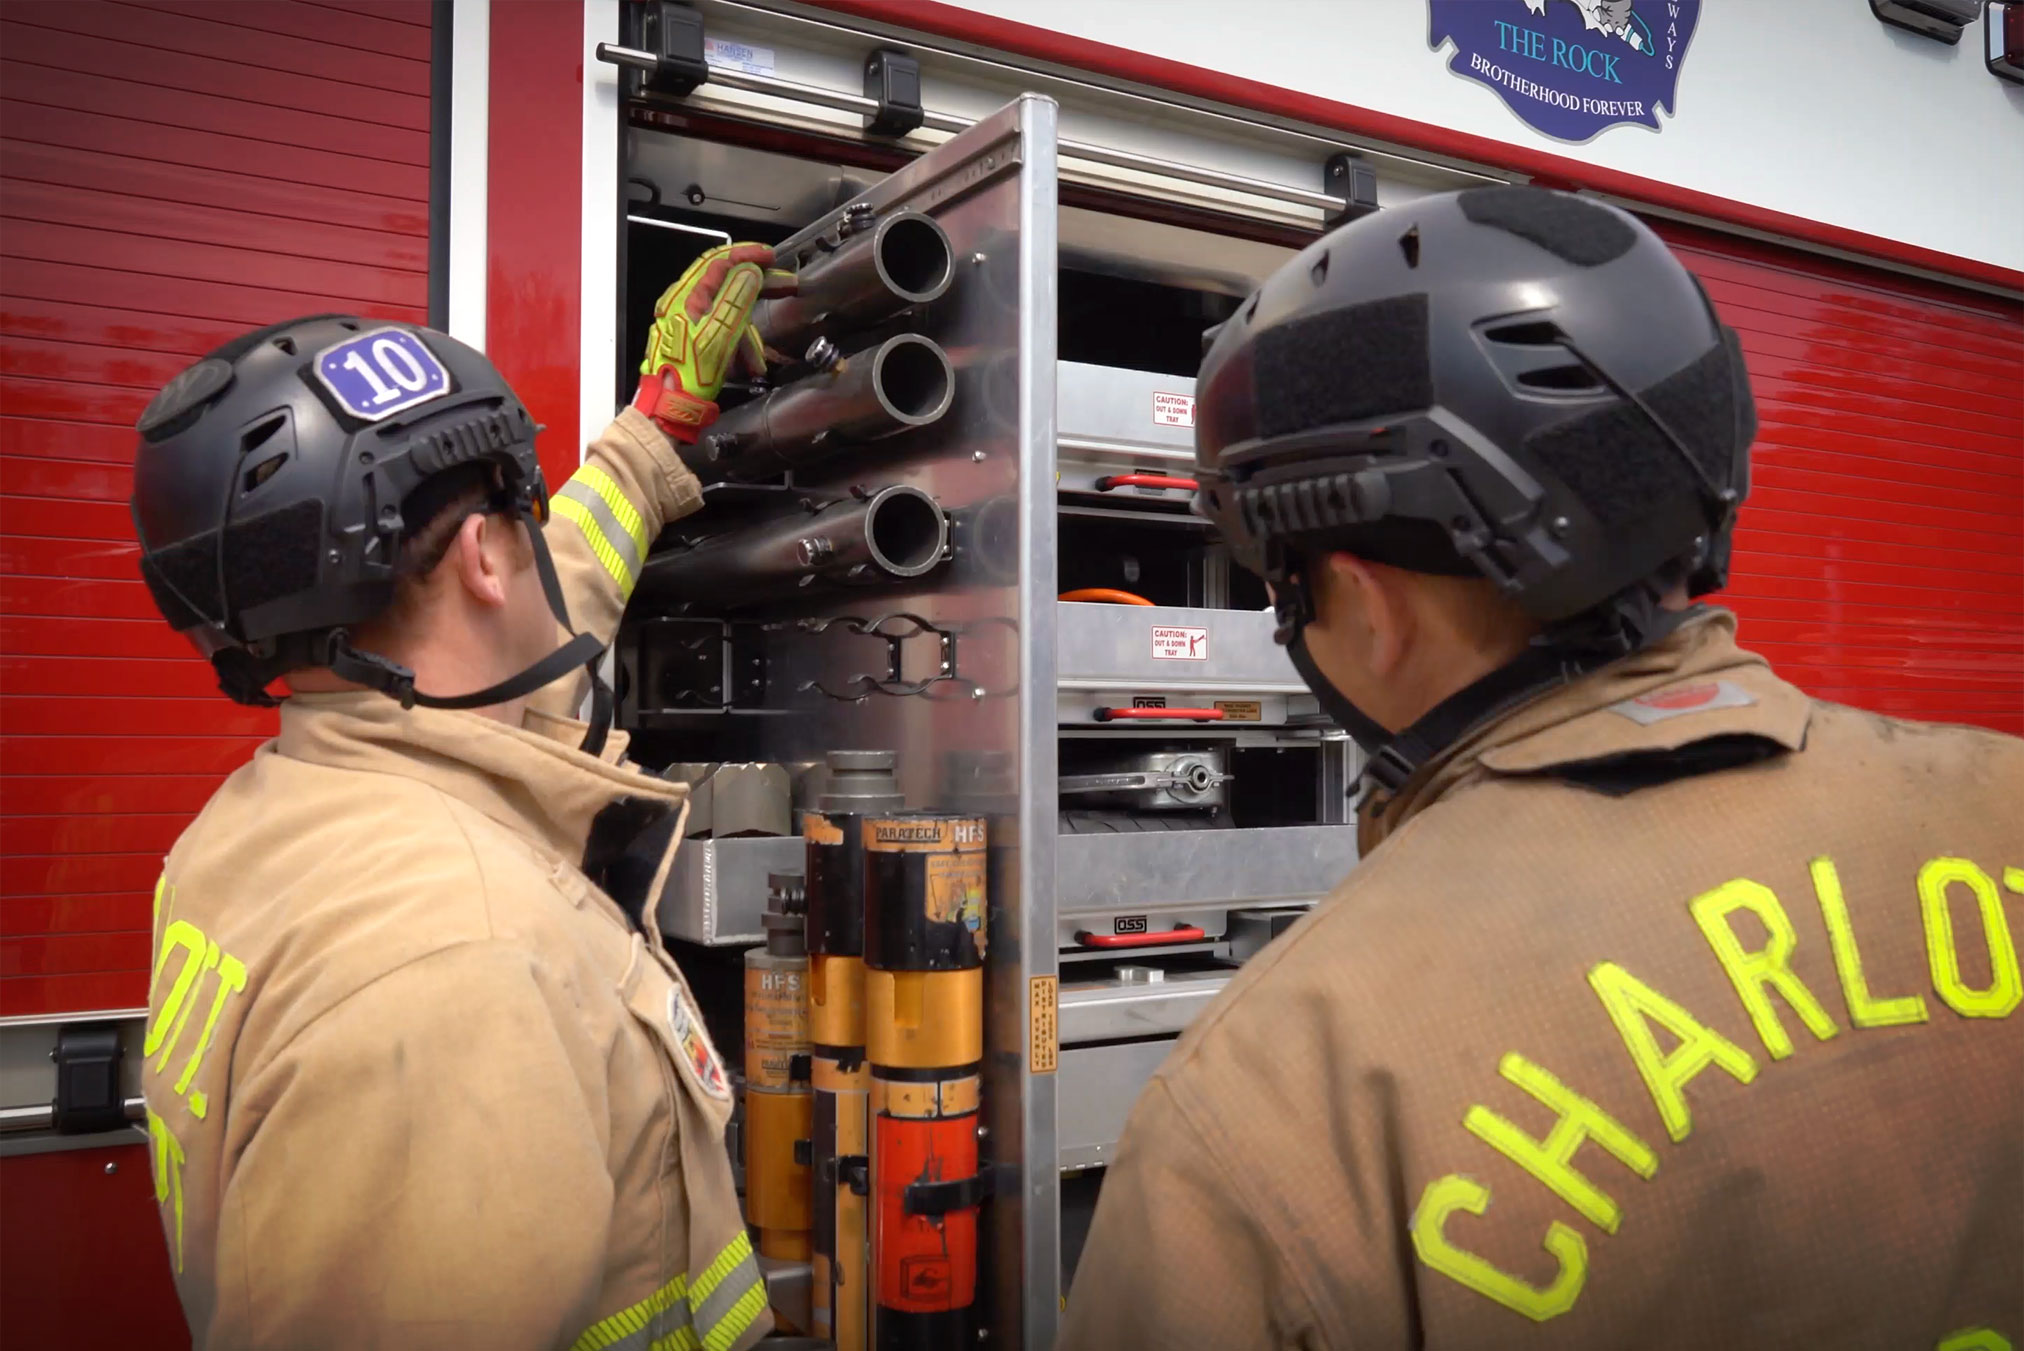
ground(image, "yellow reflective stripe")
xmin=552 ymin=495 xmax=634 ymax=592
xmin=569 ymin=1272 xmax=688 ymax=1351
xmin=700 ymin=1280 xmax=767 ymax=1351
xmin=570 ymin=1233 xmax=763 ymax=1351
xmin=688 ymin=1230 xmax=753 ymax=1308
xmin=574 ymin=463 xmax=650 ymax=555
xmin=689 ymin=1231 xmax=763 ymax=1351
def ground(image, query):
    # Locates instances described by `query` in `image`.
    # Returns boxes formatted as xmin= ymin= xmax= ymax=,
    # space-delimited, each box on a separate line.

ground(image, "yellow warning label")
xmin=744 ymin=963 xmax=807 ymax=1092
xmin=1214 ymin=699 xmax=1262 ymax=722
xmin=1029 ymin=975 xmax=1058 ymax=1074
xmin=925 ymin=852 xmax=988 ymax=952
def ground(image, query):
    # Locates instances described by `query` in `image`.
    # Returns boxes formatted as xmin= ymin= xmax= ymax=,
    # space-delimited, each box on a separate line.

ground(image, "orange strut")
xmin=1058 ymin=588 xmax=1154 ymax=606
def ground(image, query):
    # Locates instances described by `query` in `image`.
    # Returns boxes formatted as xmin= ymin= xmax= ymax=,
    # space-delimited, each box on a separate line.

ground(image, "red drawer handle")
xmin=1093 ymin=706 xmax=1225 ymax=723
xmin=1094 ymin=473 xmax=1198 ymax=492
xmin=1075 ymin=925 xmax=1209 ymax=949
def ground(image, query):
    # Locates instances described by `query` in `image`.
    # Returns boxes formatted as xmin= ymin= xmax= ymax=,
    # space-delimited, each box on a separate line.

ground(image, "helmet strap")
xmin=323 ymin=492 xmax=615 ymax=757
xmin=1278 ymin=554 xmax=1698 ymax=796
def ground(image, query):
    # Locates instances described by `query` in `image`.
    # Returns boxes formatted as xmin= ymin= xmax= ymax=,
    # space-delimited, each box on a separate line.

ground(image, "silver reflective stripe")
xmin=691 ymin=1247 xmax=765 ymax=1351
xmin=566 ymin=1275 xmax=695 ymax=1351
xmin=567 ymin=1231 xmax=765 ymax=1351
xmin=555 ymin=476 xmax=644 ymax=590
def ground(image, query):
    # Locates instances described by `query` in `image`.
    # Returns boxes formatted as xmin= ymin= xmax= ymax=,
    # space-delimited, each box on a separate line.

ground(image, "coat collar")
xmin=274 ymin=692 xmax=685 ymax=869
xmin=1358 ymin=609 xmax=1813 ymax=851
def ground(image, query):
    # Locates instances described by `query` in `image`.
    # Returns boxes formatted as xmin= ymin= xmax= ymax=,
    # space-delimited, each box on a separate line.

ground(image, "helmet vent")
xmin=1517 ymin=363 xmax=1605 ymax=393
xmin=272 ymin=336 xmax=297 ymax=356
xmin=243 ymin=453 xmax=288 ymax=492
xmin=239 ymin=412 xmax=286 ymax=454
xmin=1483 ymin=320 xmax=1563 ymax=347
xmin=1310 ymin=252 xmax=1329 ymax=287
xmin=1399 ymin=227 xmax=1420 ymax=268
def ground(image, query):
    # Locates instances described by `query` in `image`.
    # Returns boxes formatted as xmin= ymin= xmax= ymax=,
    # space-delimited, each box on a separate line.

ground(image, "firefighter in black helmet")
xmin=131 ymin=246 xmax=789 ymax=1351
xmin=1062 ymin=188 xmax=2022 ymax=1350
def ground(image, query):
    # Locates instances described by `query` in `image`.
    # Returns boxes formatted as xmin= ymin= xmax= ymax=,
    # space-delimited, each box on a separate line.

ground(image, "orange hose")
xmin=1058 ymin=588 xmax=1154 ymax=606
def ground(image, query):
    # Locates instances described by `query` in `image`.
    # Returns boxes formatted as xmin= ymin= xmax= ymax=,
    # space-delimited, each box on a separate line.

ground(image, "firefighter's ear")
xmin=451 ymin=512 xmax=513 ymax=610
xmin=1314 ymin=550 xmax=1412 ymax=679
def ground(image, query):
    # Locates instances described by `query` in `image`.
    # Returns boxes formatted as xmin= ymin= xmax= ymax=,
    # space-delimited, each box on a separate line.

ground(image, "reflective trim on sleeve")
xmin=550 ymin=491 xmax=640 ymax=596
xmin=689 ymin=1231 xmax=765 ymax=1351
xmin=573 ymin=464 xmax=651 ymax=555
xmin=567 ymin=1272 xmax=692 ymax=1351
xmin=566 ymin=1232 xmax=765 ymax=1351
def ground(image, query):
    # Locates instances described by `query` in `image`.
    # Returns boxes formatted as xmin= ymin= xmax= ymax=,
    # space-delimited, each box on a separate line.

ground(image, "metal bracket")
xmin=601 ymin=2 xmax=709 ymax=99
xmin=863 ymin=48 xmax=925 ymax=137
xmin=773 ymin=612 xmax=998 ymax=702
xmin=51 ymin=1023 xmax=125 ymax=1136
xmin=903 ymin=1162 xmax=1005 ymax=1216
xmin=1323 ymin=152 xmax=1380 ymax=228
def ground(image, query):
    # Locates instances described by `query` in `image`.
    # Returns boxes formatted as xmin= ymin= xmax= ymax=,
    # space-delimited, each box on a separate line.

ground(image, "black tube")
xmin=698 ymin=334 xmax=955 ymax=482
xmin=637 ymin=484 xmax=948 ymax=610
xmin=756 ymin=210 xmax=954 ymax=355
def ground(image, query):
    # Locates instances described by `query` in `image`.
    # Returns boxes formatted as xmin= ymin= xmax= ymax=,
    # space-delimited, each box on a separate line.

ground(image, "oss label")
xmin=1114 ymin=915 xmax=1149 ymax=934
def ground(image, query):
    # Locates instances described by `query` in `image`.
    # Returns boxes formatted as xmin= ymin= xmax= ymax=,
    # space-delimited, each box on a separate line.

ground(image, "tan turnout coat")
xmin=140 ymin=410 xmax=772 ymax=1351
xmin=1062 ymin=610 xmax=2022 ymax=1351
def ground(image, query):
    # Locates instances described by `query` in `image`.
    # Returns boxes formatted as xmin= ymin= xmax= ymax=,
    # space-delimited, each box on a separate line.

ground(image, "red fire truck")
xmin=3 ymin=2 xmax=2019 ymax=1346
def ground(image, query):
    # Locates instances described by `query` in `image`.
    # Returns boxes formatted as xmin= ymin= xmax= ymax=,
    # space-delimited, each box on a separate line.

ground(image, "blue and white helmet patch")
xmin=312 ymin=327 xmax=452 ymax=422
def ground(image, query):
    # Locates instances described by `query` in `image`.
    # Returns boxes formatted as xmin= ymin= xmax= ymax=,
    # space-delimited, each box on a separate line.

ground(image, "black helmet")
xmin=1195 ymin=186 xmax=1754 ymax=790
xmin=132 ymin=315 xmax=611 ymax=749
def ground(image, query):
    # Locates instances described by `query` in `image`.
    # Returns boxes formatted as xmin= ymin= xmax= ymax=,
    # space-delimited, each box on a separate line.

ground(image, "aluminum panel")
xmin=1056 ymin=361 xmax=1195 ymax=454
xmin=1056 ymin=826 xmax=1356 ymax=919
xmin=1056 ymin=603 xmax=1308 ymax=693
xmin=1056 ymin=1040 xmax=1176 ymax=1171
xmin=655 ymin=836 xmax=806 ymax=946
xmin=630 ymin=94 xmax=1065 ymax=1345
xmin=1058 ymin=969 xmax=1229 ymax=1044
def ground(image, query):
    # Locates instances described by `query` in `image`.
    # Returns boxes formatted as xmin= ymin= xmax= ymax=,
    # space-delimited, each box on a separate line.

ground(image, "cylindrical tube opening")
xmin=864 ymin=486 xmax=947 ymax=579
xmin=873 ymin=213 xmax=955 ymax=304
xmin=871 ymin=335 xmax=955 ymax=426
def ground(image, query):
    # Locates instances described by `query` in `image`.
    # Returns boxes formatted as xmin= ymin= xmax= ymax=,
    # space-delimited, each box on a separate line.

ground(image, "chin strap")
xmin=325 ymin=494 xmax=614 ymax=757
xmin=1276 ymin=560 xmax=1693 ymax=797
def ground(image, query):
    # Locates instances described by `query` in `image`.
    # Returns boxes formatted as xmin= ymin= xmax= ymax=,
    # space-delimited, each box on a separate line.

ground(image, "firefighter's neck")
xmin=1302 ymin=551 xmax=1539 ymax=733
xmin=285 ymin=636 xmax=529 ymax=726
xmin=286 ymin=513 xmax=546 ymax=726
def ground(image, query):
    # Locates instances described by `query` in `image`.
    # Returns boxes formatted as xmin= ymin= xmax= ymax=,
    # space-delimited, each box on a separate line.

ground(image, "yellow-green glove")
xmin=632 ymin=242 xmax=796 ymax=442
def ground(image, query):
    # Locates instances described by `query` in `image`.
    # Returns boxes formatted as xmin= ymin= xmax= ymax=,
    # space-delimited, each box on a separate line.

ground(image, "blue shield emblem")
xmin=1429 ymin=0 xmax=1702 ymax=143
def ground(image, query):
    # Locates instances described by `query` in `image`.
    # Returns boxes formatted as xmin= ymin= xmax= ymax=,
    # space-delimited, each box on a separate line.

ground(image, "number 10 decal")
xmin=313 ymin=327 xmax=452 ymax=421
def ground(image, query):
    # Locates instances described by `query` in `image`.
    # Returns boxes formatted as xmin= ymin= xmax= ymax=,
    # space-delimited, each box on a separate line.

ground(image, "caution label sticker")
xmin=1153 ymin=392 xmax=1196 ymax=427
xmin=1151 ymin=625 xmax=1209 ymax=661
xmin=1214 ymin=700 xmax=1262 ymax=722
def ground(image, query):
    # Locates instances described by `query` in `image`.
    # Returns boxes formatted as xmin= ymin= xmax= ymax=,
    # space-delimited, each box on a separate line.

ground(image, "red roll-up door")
xmin=0 ymin=0 xmax=434 ymax=1019
xmin=1656 ymin=223 xmax=2024 ymax=737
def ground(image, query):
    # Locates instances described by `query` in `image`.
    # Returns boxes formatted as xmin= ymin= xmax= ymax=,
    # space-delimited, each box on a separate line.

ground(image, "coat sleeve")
xmin=210 ymin=942 xmax=618 ymax=1351
xmin=529 ymin=406 xmax=704 ymax=721
xmin=1058 ymin=1077 xmax=1326 ymax=1351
